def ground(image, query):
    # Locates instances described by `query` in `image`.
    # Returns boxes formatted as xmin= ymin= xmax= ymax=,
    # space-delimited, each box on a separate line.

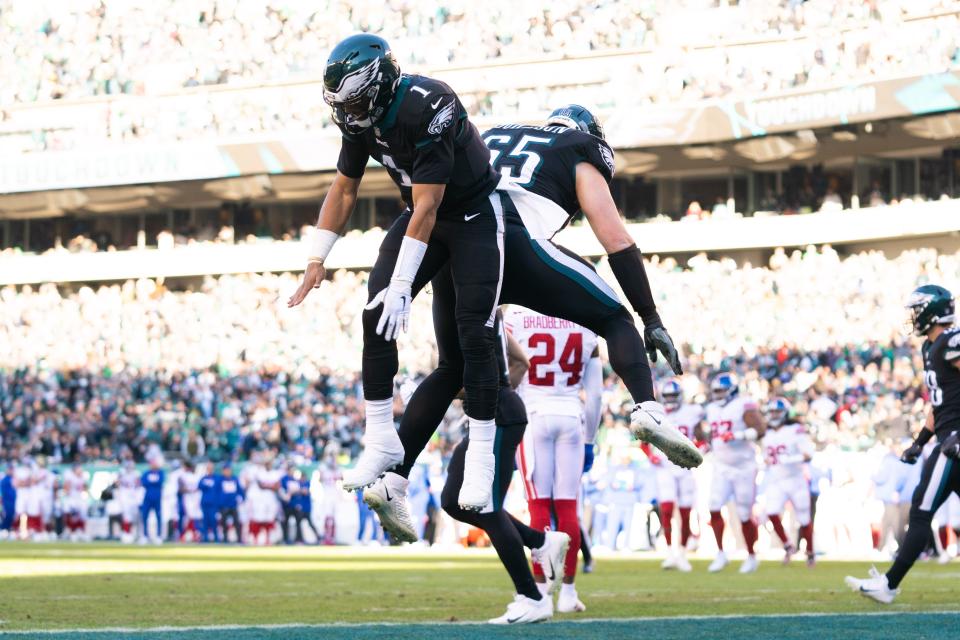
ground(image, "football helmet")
xmin=659 ymin=379 xmax=683 ymax=411
xmin=766 ymin=397 xmax=791 ymax=428
xmin=546 ymin=104 xmax=605 ymax=140
xmin=905 ymin=284 xmax=954 ymax=336
xmin=323 ymin=33 xmax=402 ymax=134
xmin=710 ymin=373 xmax=739 ymax=403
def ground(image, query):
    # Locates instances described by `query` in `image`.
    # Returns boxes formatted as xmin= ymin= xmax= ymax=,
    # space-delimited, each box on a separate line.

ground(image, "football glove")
xmin=901 ymin=442 xmax=923 ymax=465
xmin=583 ymin=444 xmax=595 ymax=474
xmin=942 ymin=431 xmax=960 ymax=461
xmin=366 ymin=280 xmax=412 ymax=342
xmin=644 ymin=321 xmax=682 ymax=375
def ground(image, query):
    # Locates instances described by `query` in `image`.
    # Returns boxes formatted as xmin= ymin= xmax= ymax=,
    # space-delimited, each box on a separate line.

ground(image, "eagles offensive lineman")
xmin=847 ymin=284 xmax=960 ymax=602
xmin=361 ymin=106 xmax=701 ymax=540
xmin=287 ymin=34 xmax=507 ymax=511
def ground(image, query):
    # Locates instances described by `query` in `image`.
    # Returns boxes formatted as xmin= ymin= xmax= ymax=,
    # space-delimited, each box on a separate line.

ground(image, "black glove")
xmin=901 ymin=442 xmax=923 ymax=465
xmin=644 ymin=322 xmax=682 ymax=375
xmin=942 ymin=431 xmax=960 ymax=461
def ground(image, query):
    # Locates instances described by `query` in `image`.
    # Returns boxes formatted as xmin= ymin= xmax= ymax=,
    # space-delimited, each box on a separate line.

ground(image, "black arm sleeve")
xmin=607 ymin=244 xmax=661 ymax=327
xmin=336 ymin=134 xmax=369 ymax=179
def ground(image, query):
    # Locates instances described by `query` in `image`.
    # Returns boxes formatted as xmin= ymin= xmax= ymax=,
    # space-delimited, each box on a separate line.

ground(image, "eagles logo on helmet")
xmin=323 ymin=33 xmax=402 ymax=134
xmin=905 ymin=284 xmax=955 ymax=337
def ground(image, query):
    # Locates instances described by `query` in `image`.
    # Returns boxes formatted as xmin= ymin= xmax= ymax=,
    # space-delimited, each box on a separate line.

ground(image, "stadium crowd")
xmin=1 ymin=244 xmax=957 ymax=555
xmin=2 ymin=0 xmax=959 ymax=152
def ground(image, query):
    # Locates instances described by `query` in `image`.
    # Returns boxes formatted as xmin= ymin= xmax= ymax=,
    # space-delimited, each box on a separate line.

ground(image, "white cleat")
xmin=342 ymin=435 xmax=405 ymax=491
xmin=532 ymin=530 xmax=570 ymax=595
xmin=845 ymin=567 xmax=898 ymax=604
xmin=783 ymin=543 xmax=796 ymax=565
xmin=739 ymin=554 xmax=759 ymax=574
xmin=630 ymin=401 xmax=703 ymax=469
xmin=938 ymin=552 xmax=952 ymax=565
xmin=457 ymin=449 xmax=495 ymax=511
xmin=676 ymin=551 xmax=693 ymax=573
xmin=557 ymin=587 xmax=586 ymax=613
xmin=489 ymin=594 xmax=553 ymax=624
xmin=363 ymin=472 xmax=418 ymax=544
xmin=661 ymin=550 xmax=678 ymax=570
xmin=708 ymin=551 xmax=728 ymax=573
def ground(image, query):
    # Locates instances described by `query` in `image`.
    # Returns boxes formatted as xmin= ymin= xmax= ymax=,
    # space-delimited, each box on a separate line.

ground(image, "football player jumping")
xmin=288 ymin=34 xmax=509 ymax=511
xmin=847 ymin=284 xmax=960 ymax=603
xmin=762 ymin=397 xmax=815 ymax=566
xmin=705 ymin=373 xmax=766 ymax=574
xmin=358 ymin=105 xmax=701 ymax=538
xmin=655 ymin=379 xmax=705 ymax=572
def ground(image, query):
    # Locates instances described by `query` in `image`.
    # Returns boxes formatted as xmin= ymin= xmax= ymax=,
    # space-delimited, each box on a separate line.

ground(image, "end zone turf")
xmin=0 ymin=543 xmax=957 ymax=637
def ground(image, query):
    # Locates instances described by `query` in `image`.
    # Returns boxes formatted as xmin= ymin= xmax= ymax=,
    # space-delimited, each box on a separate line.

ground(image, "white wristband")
xmin=391 ymin=236 xmax=428 ymax=285
xmin=744 ymin=427 xmax=758 ymax=442
xmin=307 ymin=228 xmax=339 ymax=262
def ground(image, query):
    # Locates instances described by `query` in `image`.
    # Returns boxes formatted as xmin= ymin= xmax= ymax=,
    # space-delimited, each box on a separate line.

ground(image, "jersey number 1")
xmin=528 ymin=332 xmax=584 ymax=386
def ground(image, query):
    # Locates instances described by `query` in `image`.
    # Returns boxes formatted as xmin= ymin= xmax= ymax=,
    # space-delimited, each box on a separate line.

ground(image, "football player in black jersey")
xmin=847 ymin=284 xmax=960 ymax=603
xmin=362 ymin=106 xmax=702 ymax=545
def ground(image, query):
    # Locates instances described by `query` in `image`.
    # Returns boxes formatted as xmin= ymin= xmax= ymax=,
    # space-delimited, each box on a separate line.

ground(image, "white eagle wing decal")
xmin=599 ymin=143 xmax=615 ymax=176
xmin=427 ymin=100 xmax=457 ymax=135
xmin=326 ymin=59 xmax=380 ymax=102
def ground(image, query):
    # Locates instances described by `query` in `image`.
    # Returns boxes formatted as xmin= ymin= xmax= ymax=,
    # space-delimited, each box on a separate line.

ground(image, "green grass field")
xmin=0 ymin=543 xmax=958 ymax=639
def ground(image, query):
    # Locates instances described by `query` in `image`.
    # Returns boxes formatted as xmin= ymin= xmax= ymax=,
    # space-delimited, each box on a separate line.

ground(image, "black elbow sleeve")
xmin=607 ymin=244 xmax=661 ymax=326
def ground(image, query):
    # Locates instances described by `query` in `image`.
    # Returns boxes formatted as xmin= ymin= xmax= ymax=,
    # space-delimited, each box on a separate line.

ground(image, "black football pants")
xmin=362 ymin=193 xmax=505 ymax=421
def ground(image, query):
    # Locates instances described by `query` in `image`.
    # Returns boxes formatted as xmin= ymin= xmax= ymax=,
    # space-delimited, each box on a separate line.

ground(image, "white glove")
xmin=366 ymin=279 xmax=412 ymax=341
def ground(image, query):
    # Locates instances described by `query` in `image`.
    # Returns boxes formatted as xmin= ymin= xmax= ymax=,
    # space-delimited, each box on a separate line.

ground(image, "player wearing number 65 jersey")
xmin=705 ymin=373 xmax=766 ymax=574
xmin=761 ymin=398 xmax=815 ymax=567
xmin=506 ymin=307 xmax=602 ymax=614
xmin=848 ymin=284 xmax=960 ymax=603
xmin=654 ymin=379 xmax=704 ymax=573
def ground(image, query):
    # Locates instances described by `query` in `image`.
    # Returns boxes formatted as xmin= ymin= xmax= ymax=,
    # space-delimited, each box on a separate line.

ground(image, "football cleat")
xmin=557 ymin=587 xmax=586 ymax=613
xmin=630 ymin=402 xmax=703 ymax=469
xmin=661 ymin=550 xmax=678 ymax=570
xmin=342 ymin=433 xmax=405 ymax=491
xmin=676 ymin=550 xmax=693 ymax=573
xmin=489 ymin=594 xmax=553 ymax=625
xmin=582 ymin=558 xmax=595 ymax=574
xmin=457 ymin=449 xmax=495 ymax=511
xmin=363 ymin=472 xmax=417 ymax=544
xmin=532 ymin=530 xmax=571 ymax=595
xmin=739 ymin=554 xmax=759 ymax=574
xmin=938 ymin=552 xmax=952 ymax=565
xmin=708 ymin=551 xmax=728 ymax=573
xmin=845 ymin=567 xmax=898 ymax=604
xmin=806 ymin=553 xmax=816 ymax=568
xmin=783 ymin=543 xmax=796 ymax=565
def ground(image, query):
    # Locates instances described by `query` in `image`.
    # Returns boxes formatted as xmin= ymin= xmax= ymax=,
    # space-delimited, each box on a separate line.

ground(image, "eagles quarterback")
xmin=361 ymin=106 xmax=702 ymax=544
xmin=847 ymin=284 xmax=960 ymax=602
xmin=287 ymin=34 xmax=507 ymax=511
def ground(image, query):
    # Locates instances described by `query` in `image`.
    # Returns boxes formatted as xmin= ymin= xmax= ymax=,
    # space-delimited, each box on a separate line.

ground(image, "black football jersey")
xmin=336 ymin=75 xmax=498 ymax=218
xmin=481 ymin=123 xmax=615 ymax=219
xmin=923 ymin=326 xmax=960 ymax=435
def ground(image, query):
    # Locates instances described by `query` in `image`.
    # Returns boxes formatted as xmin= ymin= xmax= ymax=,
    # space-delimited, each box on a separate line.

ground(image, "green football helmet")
xmin=906 ymin=284 xmax=955 ymax=336
xmin=323 ymin=33 xmax=401 ymax=134
xmin=546 ymin=104 xmax=605 ymax=140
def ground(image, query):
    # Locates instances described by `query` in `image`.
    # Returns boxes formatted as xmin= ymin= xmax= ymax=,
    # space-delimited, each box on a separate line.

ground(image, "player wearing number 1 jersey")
xmin=655 ymin=380 xmax=705 ymax=573
xmin=506 ymin=307 xmax=602 ymax=614
xmin=848 ymin=284 xmax=960 ymax=603
xmin=705 ymin=373 xmax=766 ymax=574
xmin=762 ymin=397 xmax=815 ymax=566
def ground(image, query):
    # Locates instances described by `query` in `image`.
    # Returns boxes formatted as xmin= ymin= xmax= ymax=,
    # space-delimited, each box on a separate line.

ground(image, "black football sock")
xmin=886 ymin=510 xmax=935 ymax=589
xmin=508 ymin=513 xmax=546 ymax=550
xmin=474 ymin=510 xmax=542 ymax=601
xmin=580 ymin=524 xmax=593 ymax=565
xmin=395 ymin=366 xmax=461 ymax=478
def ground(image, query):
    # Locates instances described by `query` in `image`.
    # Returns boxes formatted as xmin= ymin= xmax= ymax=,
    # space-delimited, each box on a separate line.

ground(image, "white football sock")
xmin=536 ymin=582 xmax=549 ymax=597
xmin=467 ymin=417 xmax=496 ymax=453
xmin=365 ymin=399 xmax=394 ymax=438
xmin=560 ymin=583 xmax=577 ymax=598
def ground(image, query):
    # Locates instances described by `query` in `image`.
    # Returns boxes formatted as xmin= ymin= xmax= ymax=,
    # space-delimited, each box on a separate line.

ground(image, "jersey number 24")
xmin=527 ymin=332 xmax=583 ymax=386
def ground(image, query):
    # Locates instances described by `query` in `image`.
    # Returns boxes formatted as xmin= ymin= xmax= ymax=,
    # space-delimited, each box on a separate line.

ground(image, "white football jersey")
xmin=63 ymin=470 xmax=86 ymax=497
xmin=118 ymin=469 xmax=139 ymax=492
xmin=763 ymin=424 xmax=814 ymax=481
xmin=706 ymin=395 xmax=759 ymax=466
xmin=504 ymin=306 xmax=599 ymax=417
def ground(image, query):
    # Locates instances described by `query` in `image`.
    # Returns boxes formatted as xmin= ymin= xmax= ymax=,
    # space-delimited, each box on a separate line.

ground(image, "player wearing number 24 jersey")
xmin=704 ymin=373 xmax=766 ymax=574
xmin=506 ymin=307 xmax=602 ymax=614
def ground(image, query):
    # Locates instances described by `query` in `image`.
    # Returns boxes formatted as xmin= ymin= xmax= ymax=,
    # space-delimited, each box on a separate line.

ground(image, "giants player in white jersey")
xmin=656 ymin=379 xmax=704 ymax=573
xmin=705 ymin=373 xmax=766 ymax=574
xmin=117 ymin=460 xmax=141 ymax=542
xmin=762 ymin=397 xmax=815 ymax=566
xmin=506 ymin=306 xmax=602 ymax=614
xmin=178 ymin=462 xmax=203 ymax=542
xmin=62 ymin=463 xmax=88 ymax=540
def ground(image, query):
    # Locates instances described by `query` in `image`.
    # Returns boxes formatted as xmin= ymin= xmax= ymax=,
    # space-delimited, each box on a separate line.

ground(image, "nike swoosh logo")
xmin=651 ymin=415 xmax=662 ymax=426
xmin=506 ymin=616 xmax=523 ymax=623
xmin=383 ymin=485 xmax=392 ymax=502
xmin=464 ymin=213 xmax=482 ymax=222
xmin=546 ymin=567 xmax=555 ymax=582
xmin=431 ymin=98 xmax=442 ymax=109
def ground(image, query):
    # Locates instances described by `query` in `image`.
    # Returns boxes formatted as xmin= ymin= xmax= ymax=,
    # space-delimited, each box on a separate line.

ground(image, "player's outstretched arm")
xmin=505 ymin=331 xmax=529 ymax=389
xmin=575 ymin=162 xmax=682 ymax=374
xmin=287 ymin=171 xmax=361 ymax=308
